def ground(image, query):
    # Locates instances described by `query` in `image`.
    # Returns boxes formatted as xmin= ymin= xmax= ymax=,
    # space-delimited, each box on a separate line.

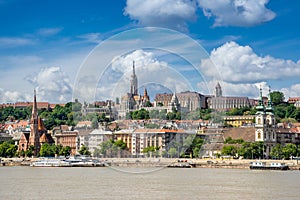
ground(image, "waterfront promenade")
xmin=1 ymin=157 xmax=300 ymax=170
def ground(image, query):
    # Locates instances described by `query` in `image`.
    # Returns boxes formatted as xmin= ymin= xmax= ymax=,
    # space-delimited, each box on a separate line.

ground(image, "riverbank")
xmin=2 ymin=157 xmax=300 ymax=170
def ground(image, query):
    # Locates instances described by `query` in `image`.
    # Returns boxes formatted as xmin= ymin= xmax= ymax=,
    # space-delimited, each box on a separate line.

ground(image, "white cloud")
xmin=0 ymin=37 xmax=35 ymax=47
xmin=197 ymin=0 xmax=276 ymax=27
xmin=77 ymin=33 xmax=102 ymax=44
xmin=37 ymin=27 xmax=63 ymax=36
xmin=124 ymin=0 xmax=197 ymax=31
xmin=200 ymin=41 xmax=300 ymax=83
xmin=93 ymin=49 xmax=193 ymax=102
xmin=281 ymin=84 xmax=300 ymax=100
xmin=0 ymin=88 xmax=31 ymax=103
xmin=25 ymin=67 xmax=72 ymax=103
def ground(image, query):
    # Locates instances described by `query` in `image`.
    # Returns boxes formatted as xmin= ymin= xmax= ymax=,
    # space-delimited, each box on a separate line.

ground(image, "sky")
xmin=0 ymin=0 xmax=300 ymax=103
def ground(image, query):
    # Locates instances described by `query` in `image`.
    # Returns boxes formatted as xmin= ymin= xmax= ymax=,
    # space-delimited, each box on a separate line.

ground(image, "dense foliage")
xmin=0 ymin=141 xmax=18 ymax=157
xmin=78 ymin=144 xmax=91 ymax=156
xmin=221 ymin=141 xmax=265 ymax=159
xmin=0 ymin=106 xmax=31 ymax=122
xmin=270 ymin=143 xmax=300 ymax=159
xmin=98 ymin=139 xmax=128 ymax=157
xmin=39 ymin=143 xmax=71 ymax=157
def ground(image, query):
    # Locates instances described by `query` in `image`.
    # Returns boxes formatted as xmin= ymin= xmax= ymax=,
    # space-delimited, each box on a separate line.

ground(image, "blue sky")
xmin=0 ymin=0 xmax=299 ymax=103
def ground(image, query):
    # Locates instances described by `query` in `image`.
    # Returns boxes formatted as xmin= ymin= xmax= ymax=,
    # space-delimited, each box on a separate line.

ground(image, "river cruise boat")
xmin=65 ymin=156 xmax=105 ymax=167
xmin=249 ymin=161 xmax=288 ymax=170
xmin=30 ymin=158 xmax=71 ymax=167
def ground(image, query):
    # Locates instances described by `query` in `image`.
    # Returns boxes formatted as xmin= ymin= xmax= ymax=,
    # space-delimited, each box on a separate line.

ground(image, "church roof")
xmin=40 ymin=133 xmax=54 ymax=144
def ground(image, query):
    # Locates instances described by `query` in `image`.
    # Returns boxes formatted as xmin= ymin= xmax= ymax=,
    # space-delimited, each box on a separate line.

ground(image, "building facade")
xmin=254 ymin=87 xmax=276 ymax=158
xmin=118 ymin=61 xmax=150 ymax=118
xmin=207 ymin=83 xmax=252 ymax=111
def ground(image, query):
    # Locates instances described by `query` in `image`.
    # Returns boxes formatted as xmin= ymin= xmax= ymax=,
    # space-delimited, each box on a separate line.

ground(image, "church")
xmin=254 ymin=87 xmax=276 ymax=158
xmin=18 ymin=90 xmax=54 ymax=156
xmin=118 ymin=61 xmax=150 ymax=118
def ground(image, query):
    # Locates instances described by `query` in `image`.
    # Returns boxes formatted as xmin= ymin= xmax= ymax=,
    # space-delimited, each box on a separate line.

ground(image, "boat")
xmin=30 ymin=158 xmax=71 ymax=167
xmin=65 ymin=156 xmax=105 ymax=167
xmin=249 ymin=161 xmax=289 ymax=170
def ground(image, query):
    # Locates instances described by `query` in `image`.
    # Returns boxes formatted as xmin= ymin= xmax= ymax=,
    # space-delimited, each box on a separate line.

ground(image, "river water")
xmin=1 ymin=166 xmax=299 ymax=200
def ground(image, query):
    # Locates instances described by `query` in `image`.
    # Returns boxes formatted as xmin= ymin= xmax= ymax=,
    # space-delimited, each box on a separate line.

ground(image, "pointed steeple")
xmin=32 ymin=89 xmax=38 ymax=119
xmin=132 ymin=60 xmax=136 ymax=75
xmin=256 ymin=86 xmax=265 ymax=113
xmin=130 ymin=60 xmax=138 ymax=95
xmin=266 ymin=86 xmax=274 ymax=114
xmin=215 ymin=82 xmax=222 ymax=97
xmin=29 ymin=89 xmax=40 ymax=156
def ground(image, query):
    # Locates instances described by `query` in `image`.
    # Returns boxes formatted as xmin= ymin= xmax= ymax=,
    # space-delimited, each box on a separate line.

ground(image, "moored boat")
xmin=249 ymin=161 xmax=289 ymax=170
xmin=30 ymin=158 xmax=71 ymax=167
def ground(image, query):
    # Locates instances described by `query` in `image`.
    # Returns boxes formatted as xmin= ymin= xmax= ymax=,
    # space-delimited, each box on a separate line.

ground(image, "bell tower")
xmin=28 ymin=89 xmax=40 ymax=156
xmin=215 ymin=82 xmax=222 ymax=97
xmin=254 ymin=86 xmax=276 ymax=158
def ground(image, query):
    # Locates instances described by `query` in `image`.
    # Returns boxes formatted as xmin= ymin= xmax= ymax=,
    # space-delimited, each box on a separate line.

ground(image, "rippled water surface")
xmin=1 ymin=166 xmax=300 ymax=199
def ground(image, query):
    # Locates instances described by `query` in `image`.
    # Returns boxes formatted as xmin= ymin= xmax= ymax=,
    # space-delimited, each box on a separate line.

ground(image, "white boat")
xmin=30 ymin=158 xmax=71 ymax=167
xmin=249 ymin=161 xmax=288 ymax=170
xmin=65 ymin=156 xmax=105 ymax=167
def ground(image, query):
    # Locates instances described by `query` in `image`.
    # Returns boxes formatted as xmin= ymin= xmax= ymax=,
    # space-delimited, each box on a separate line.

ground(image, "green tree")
xmin=78 ymin=145 xmax=91 ymax=156
xmin=59 ymin=146 xmax=71 ymax=157
xmin=91 ymin=117 xmax=99 ymax=129
xmin=224 ymin=137 xmax=244 ymax=144
xmin=25 ymin=145 xmax=35 ymax=157
xmin=168 ymin=147 xmax=177 ymax=158
xmin=282 ymin=143 xmax=298 ymax=159
xmin=270 ymin=144 xmax=283 ymax=159
xmin=221 ymin=145 xmax=238 ymax=157
xmin=270 ymin=91 xmax=285 ymax=106
xmin=144 ymin=101 xmax=153 ymax=107
xmin=39 ymin=143 xmax=56 ymax=157
xmin=0 ymin=141 xmax=17 ymax=158
xmin=158 ymin=109 xmax=167 ymax=119
xmin=291 ymin=109 xmax=300 ymax=122
xmin=149 ymin=110 xmax=159 ymax=119
xmin=238 ymin=142 xmax=264 ymax=159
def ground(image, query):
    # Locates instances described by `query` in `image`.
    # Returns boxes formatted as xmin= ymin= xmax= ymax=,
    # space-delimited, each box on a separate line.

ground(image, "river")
xmin=0 ymin=166 xmax=299 ymax=199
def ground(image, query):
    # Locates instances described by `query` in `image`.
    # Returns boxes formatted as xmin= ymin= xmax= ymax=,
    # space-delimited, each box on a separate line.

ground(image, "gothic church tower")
xmin=28 ymin=89 xmax=40 ymax=156
xmin=215 ymin=82 xmax=222 ymax=97
xmin=130 ymin=61 xmax=138 ymax=95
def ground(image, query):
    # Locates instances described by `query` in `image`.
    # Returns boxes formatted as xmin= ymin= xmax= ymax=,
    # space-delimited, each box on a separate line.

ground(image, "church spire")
xmin=130 ymin=60 xmax=138 ymax=95
xmin=29 ymin=89 xmax=40 ymax=156
xmin=256 ymin=86 xmax=265 ymax=113
xmin=32 ymin=89 xmax=38 ymax=118
xmin=266 ymin=86 xmax=274 ymax=113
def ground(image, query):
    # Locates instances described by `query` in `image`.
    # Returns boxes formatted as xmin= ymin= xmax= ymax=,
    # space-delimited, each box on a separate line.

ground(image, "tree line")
xmin=221 ymin=137 xmax=300 ymax=160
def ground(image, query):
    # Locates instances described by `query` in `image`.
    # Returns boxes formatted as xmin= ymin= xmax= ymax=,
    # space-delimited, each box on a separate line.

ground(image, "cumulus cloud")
xmin=198 ymin=0 xmax=275 ymax=27
xmin=281 ymin=84 xmax=300 ymax=100
xmin=200 ymin=41 xmax=300 ymax=83
xmin=124 ymin=0 xmax=197 ymax=31
xmin=25 ymin=67 xmax=72 ymax=103
xmin=0 ymin=88 xmax=31 ymax=103
xmin=94 ymin=49 xmax=192 ymax=101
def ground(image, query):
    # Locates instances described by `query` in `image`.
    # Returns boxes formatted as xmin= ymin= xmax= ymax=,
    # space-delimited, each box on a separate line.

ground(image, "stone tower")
xmin=254 ymin=87 xmax=276 ymax=158
xmin=130 ymin=61 xmax=138 ymax=95
xmin=28 ymin=89 xmax=40 ymax=156
xmin=215 ymin=82 xmax=222 ymax=97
